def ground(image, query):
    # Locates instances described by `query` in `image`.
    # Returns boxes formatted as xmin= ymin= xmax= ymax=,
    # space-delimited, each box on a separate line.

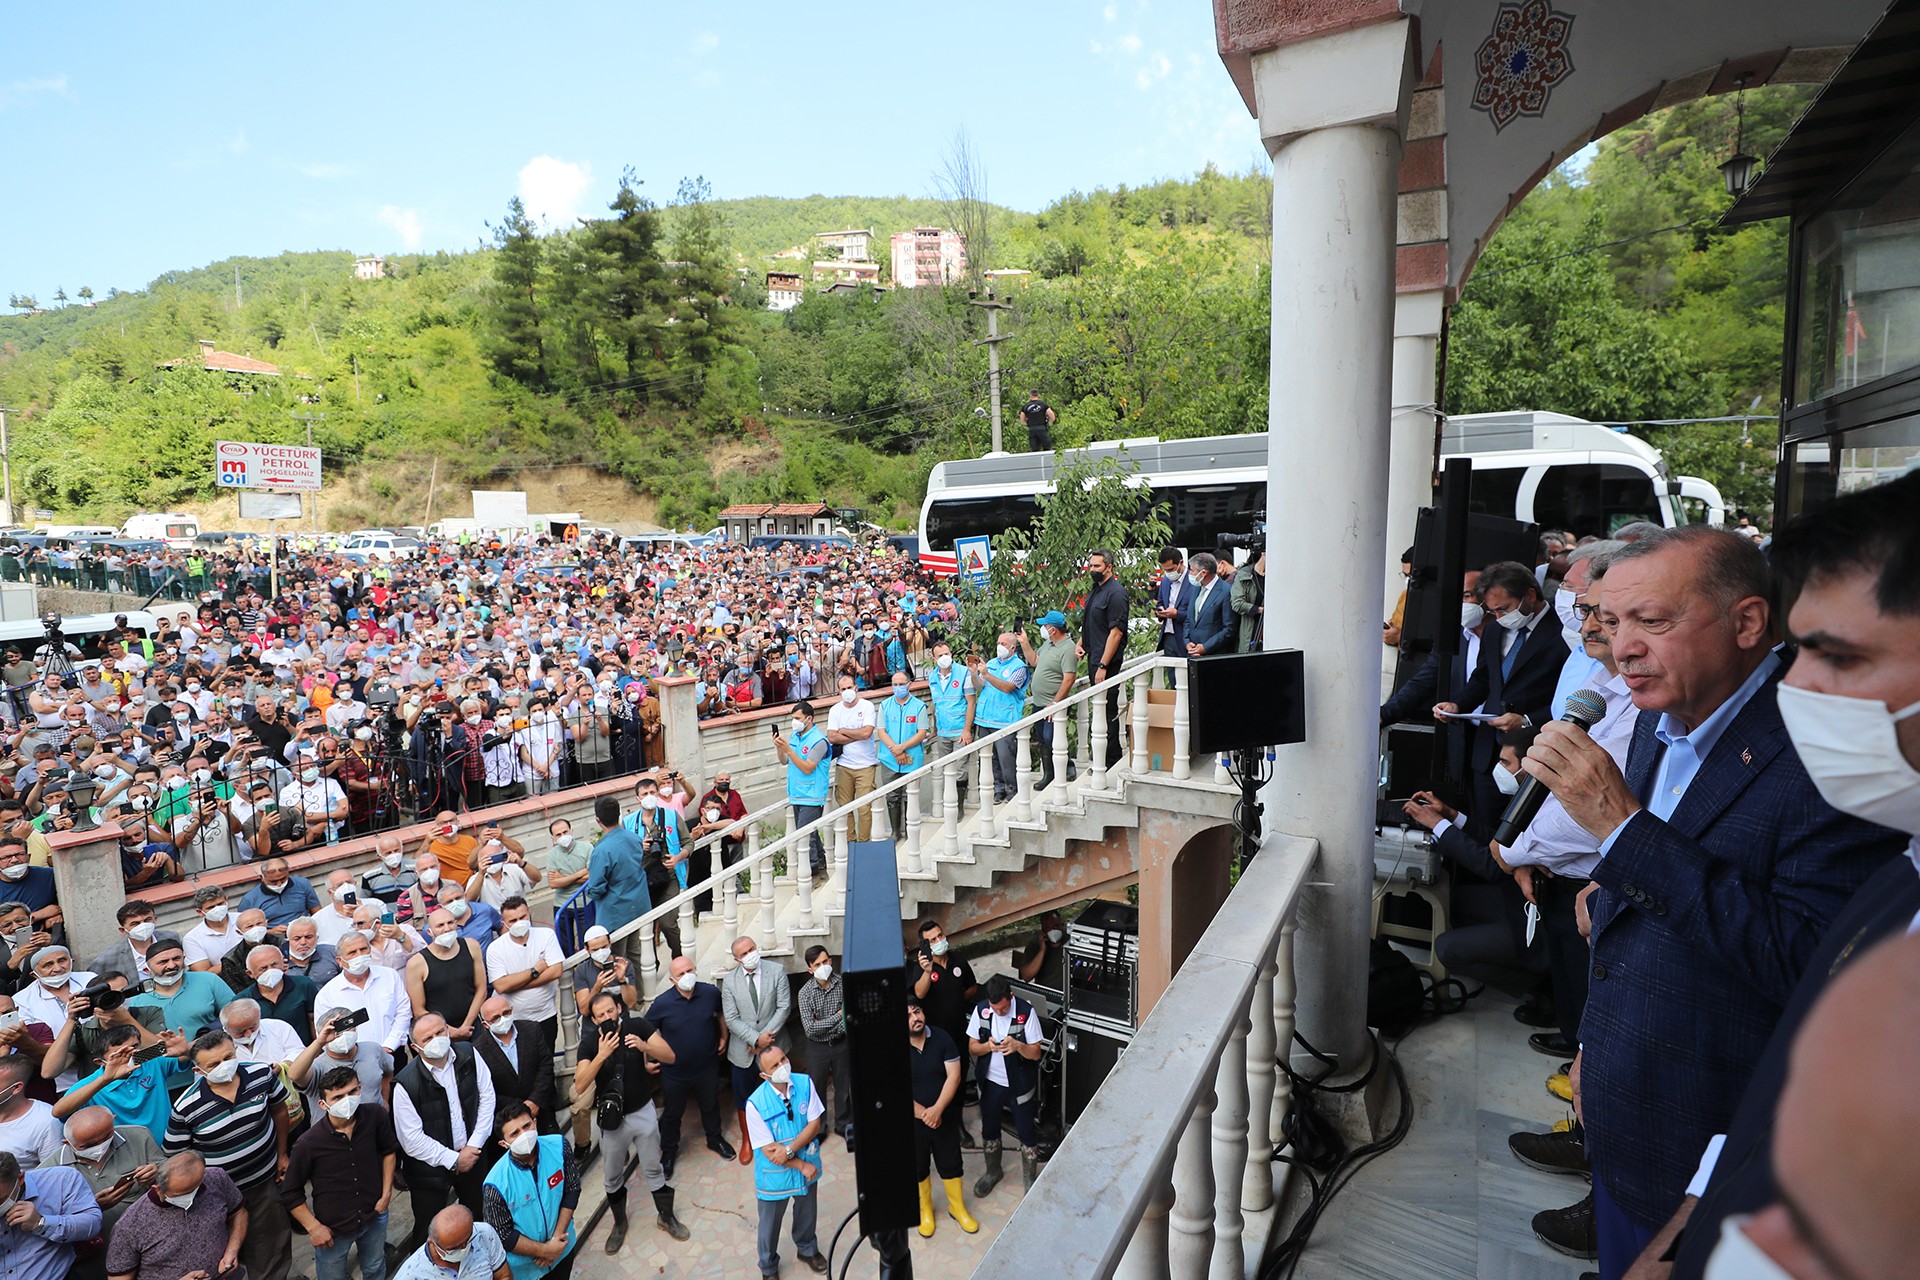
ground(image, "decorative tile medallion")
xmin=1472 ymin=0 xmax=1576 ymax=131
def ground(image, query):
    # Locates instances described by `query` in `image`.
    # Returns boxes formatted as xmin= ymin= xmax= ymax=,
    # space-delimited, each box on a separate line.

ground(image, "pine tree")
xmin=487 ymin=197 xmax=548 ymax=388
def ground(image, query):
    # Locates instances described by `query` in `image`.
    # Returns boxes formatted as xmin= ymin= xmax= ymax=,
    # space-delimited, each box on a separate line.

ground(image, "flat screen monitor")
xmin=1187 ymin=648 xmax=1306 ymax=756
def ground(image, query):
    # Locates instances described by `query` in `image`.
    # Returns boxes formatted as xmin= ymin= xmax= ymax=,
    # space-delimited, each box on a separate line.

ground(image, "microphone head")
xmin=1564 ymin=689 xmax=1607 ymax=729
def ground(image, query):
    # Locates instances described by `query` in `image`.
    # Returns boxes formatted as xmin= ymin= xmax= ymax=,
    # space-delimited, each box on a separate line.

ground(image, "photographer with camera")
xmin=575 ymin=985 xmax=686 ymax=1250
xmin=37 ymin=975 xmax=176 ymax=1090
xmin=622 ymin=776 xmax=686 ymax=962
xmin=1229 ymin=547 xmax=1267 ymax=652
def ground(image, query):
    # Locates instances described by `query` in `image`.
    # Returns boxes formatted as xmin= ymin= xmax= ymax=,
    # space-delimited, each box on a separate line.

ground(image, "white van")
xmin=119 ymin=512 xmax=202 ymax=548
xmin=36 ymin=524 xmax=119 ymax=540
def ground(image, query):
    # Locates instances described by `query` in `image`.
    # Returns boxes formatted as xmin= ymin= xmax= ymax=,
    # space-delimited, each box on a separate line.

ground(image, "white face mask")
xmin=1492 ymin=763 xmax=1522 ymax=796
xmin=1701 ymin=1213 xmax=1795 ymax=1280
xmin=508 ymin=1130 xmax=539 ymax=1157
xmin=383 ymin=851 xmax=404 ymax=869
xmin=0 ymin=865 xmax=27 ymax=882
xmin=420 ymin=1033 xmax=451 ymax=1060
xmin=814 ymin=962 xmax=833 ymax=983
xmin=203 ymin=904 xmax=229 ymax=924
xmin=589 ymin=946 xmax=613 ymax=965
xmin=344 ymin=955 xmax=372 ymax=977
xmin=1461 ymin=602 xmax=1485 ymax=631
xmin=436 ymin=1244 xmax=469 ymax=1265
xmin=995 ymin=644 xmax=1011 ymax=661
xmin=256 ymin=967 xmax=284 ymax=990
xmin=740 ymin=949 xmax=760 ymax=972
xmin=767 ymin=1063 xmax=792 ymax=1086
xmin=202 ymin=1058 xmax=240 ymax=1084
xmin=242 ymin=926 xmax=268 ymax=944
xmin=163 ymin=1189 xmax=199 ymax=1211
xmin=508 ymin=920 xmax=531 ymax=940
xmin=790 ymin=718 xmax=807 ymax=734
xmin=152 ymin=968 xmax=182 ymax=988
xmin=640 ymin=795 xmax=658 ymax=811
xmin=37 ymin=971 xmax=70 ymax=990
xmin=839 ymin=688 xmax=857 ymax=705
xmin=71 ymin=1137 xmax=115 ymax=1163
xmin=675 ymin=971 xmax=698 ymax=993
xmin=1495 ymin=605 xmax=1531 ymax=632
xmin=327 ymin=1093 xmax=362 ymax=1120
xmin=420 ymin=868 xmax=441 ymax=886
xmin=1047 ymin=929 xmax=1065 ymax=944
xmin=935 ymin=653 xmax=953 ymax=671
xmin=489 ymin=1015 xmax=515 ymax=1037
xmin=929 ymin=938 xmax=949 ymax=956
xmin=1777 ymin=684 xmax=1920 ymax=835
xmin=554 ymin=834 xmax=573 ymax=850
xmin=327 ymin=1030 xmax=359 ymax=1055
xmin=1553 ymin=587 xmax=1582 ymax=636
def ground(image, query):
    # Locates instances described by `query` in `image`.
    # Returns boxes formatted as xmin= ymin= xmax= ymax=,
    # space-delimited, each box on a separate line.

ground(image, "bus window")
xmin=1532 ymin=464 xmax=1660 ymax=538
xmin=924 ymin=493 xmax=1043 ymax=550
xmin=1465 ymin=465 xmax=1526 ymax=519
xmin=1160 ymin=482 xmax=1267 ymax=549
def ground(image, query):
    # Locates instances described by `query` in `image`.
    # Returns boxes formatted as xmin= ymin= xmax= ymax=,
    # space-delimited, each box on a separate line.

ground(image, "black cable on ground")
xmin=826 ymin=1205 xmax=862 ymax=1280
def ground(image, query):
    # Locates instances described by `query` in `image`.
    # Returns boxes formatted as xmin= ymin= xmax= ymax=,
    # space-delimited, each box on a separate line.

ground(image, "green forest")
xmin=0 ymin=86 xmax=1803 ymax=530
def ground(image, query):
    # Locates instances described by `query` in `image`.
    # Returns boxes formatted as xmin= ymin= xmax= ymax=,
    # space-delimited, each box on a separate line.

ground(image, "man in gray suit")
xmin=86 ymin=903 xmax=182 ymax=989
xmin=721 ymin=935 xmax=792 ymax=1145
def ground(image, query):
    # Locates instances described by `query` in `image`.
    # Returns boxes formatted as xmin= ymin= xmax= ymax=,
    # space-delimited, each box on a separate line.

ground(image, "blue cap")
xmin=1036 ymin=610 xmax=1068 ymax=629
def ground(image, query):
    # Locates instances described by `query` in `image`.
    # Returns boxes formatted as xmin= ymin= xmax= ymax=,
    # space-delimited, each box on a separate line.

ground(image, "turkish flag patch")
xmin=548 ymin=1170 xmax=565 ymax=1188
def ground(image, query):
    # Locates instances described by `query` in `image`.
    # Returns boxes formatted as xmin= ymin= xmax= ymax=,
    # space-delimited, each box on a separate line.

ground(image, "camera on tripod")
xmin=1217 ymin=510 xmax=1267 ymax=555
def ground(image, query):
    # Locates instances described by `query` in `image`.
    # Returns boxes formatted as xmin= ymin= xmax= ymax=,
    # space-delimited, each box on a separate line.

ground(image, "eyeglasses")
xmin=1572 ymin=603 xmax=1607 ymax=622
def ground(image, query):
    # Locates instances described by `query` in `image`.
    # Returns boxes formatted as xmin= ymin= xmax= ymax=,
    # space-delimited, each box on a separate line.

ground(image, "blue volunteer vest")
xmin=786 ymin=726 xmax=831 ymax=805
xmin=623 ymin=807 xmax=688 ymax=889
xmin=976 ymin=656 xmax=1027 ymax=728
xmin=878 ymin=694 xmax=928 ymax=772
xmin=926 ymin=667 xmax=973 ymax=738
xmin=750 ymin=1075 xmax=821 ymax=1202
xmin=482 ymin=1135 xmax=577 ymax=1280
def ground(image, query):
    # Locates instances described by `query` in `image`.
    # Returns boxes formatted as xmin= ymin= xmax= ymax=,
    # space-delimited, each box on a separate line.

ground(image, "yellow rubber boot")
xmin=943 ymin=1177 xmax=980 ymax=1233
xmin=917 ymin=1178 xmax=936 ymax=1238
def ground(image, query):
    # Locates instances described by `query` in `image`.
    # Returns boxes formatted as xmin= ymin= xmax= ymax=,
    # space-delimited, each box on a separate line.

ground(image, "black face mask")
xmin=599 ymin=1018 xmax=622 ymax=1037
xmin=716 ymin=781 xmax=730 ymax=793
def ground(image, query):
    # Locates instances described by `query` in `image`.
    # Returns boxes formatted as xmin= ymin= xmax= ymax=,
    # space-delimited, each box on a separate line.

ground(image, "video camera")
xmin=75 ymin=980 xmax=131 ymax=1015
xmin=1217 ymin=511 xmax=1267 ymax=556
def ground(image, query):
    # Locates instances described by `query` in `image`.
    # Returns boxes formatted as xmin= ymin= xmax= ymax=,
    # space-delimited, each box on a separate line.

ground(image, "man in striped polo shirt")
xmin=163 ymin=1028 xmax=296 ymax=1280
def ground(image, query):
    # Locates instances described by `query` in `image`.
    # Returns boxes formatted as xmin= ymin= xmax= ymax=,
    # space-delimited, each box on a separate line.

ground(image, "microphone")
xmin=1493 ymin=688 xmax=1607 ymax=848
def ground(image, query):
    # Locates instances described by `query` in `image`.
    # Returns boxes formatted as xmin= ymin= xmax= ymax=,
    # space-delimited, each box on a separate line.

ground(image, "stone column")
xmin=655 ymin=676 xmax=704 ymax=781
xmin=1253 ymin=17 xmax=1414 ymax=1070
xmin=1382 ymin=289 xmax=1447 ymax=692
xmin=46 ymin=823 xmax=129 ymax=961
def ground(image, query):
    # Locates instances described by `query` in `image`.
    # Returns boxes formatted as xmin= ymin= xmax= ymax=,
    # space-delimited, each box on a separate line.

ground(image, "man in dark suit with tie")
xmin=472 ymin=992 xmax=559 ymax=1139
xmin=1381 ymin=568 xmax=1486 ymax=724
xmin=1153 ymin=547 xmax=1195 ymax=663
xmin=1612 ymin=471 xmax=1920 ymax=1279
xmin=1183 ymin=553 xmax=1235 ymax=657
xmin=1435 ymin=561 xmax=1568 ymax=822
xmin=1519 ymin=527 xmax=1906 ymax=1279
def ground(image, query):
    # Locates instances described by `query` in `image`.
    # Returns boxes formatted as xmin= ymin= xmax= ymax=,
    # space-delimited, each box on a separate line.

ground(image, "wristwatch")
xmin=1519 ymin=715 xmax=1534 ymax=730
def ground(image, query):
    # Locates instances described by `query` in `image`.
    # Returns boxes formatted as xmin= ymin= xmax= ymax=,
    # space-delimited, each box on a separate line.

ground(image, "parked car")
xmin=339 ymin=532 xmax=423 ymax=563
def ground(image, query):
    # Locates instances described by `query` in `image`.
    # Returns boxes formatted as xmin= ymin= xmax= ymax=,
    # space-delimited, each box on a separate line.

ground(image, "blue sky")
xmin=1 ymin=2 xmax=1258 ymax=301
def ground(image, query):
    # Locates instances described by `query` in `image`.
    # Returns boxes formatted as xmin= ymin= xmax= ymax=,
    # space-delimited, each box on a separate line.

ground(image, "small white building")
xmin=354 ymin=256 xmax=387 ymax=281
xmin=766 ymin=271 xmax=805 ymax=312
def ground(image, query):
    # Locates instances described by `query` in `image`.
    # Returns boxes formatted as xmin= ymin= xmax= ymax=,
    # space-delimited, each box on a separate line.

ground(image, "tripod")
xmin=38 ymin=624 xmax=77 ymax=682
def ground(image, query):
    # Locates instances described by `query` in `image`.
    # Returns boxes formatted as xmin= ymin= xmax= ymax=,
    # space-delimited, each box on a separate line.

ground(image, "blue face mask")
xmin=893 ymin=687 xmax=909 ymax=702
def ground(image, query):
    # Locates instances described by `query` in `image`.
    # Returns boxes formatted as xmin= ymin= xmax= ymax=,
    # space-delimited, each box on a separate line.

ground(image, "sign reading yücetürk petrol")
xmin=215 ymin=440 xmax=322 ymax=492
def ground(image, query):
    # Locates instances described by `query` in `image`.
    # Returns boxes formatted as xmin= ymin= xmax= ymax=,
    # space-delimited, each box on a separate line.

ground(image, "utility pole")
xmin=234 ymin=265 xmax=243 ymax=310
xmin=292 ymin=411 xmax=324 ymax=532
xmin=968 ymin=292 xmax=1013 ymax=453
xmin=0 ymin=406 xmax=14 ymax=527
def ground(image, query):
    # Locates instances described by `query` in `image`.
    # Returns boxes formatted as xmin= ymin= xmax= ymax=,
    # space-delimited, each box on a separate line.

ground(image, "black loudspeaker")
xmin=843 ymin=840 xmax=919 ymax=1237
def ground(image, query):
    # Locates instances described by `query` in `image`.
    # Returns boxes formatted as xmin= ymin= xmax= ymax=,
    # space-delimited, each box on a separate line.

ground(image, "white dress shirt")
xmin=312 ymin=902 xmax=361 ymax=947
xmin=1500 ymin=671 xmax=1638 ymax=878
xmin=392 ymin=1051 xmax=497 ymax=1168
xmin=316 ymin=964 xmax=410 ymax=1052
xmin=229 ymin=1017 xmax=306 ymax=1067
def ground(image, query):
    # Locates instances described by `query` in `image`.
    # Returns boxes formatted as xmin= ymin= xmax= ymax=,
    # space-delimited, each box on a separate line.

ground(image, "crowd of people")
xmin=0 ymin=532 xmax=963 ymax=883
xmin=1379 ymin=474 xmax=1920 ymax=1280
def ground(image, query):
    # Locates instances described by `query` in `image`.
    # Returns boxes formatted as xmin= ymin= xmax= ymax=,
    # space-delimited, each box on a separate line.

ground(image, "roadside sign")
xmin=215 ymin=440 xmax=322 ymax=491
xmin=238 ymin=490 xmax=302 ymax=520
xmin=956 ymin=535 xmax=992 ymax=587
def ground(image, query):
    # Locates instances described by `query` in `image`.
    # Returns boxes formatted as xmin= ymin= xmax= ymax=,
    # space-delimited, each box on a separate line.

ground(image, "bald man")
xmin=1697 ymin=932 xmax=1920 ymax=1278
xmin=51 ymin=1104 xmax=160 ymax=1273
xmin=392 ymin=1204 xmax=510 ymax=1280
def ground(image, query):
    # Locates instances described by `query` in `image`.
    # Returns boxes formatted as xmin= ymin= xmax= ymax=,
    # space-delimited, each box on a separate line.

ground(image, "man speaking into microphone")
xmin=1512 ymin=526 xmax=1906 ymax=1280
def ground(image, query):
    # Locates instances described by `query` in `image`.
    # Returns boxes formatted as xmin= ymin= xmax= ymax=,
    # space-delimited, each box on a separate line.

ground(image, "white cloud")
xmin=517 ymin=155 xmax=594 ymax=229
xmin=691 ymin=30 xmax=720 ymax=54
xmin=227 ymin=130 xmax=249 ymax=155
xmin=1091 ymin=39 xmax=1108 ymax=54
xmin=1102 ymin=4 xmax=1116 ymax=19
xmin=293 ymin=160 xmax=354 ymax=179
xmin=1135 ymin=52 xmax=1172 ymax=89
xmin=377 ymin=205 xmax=424 ymax=251
xmin=0 ymin=75 xmax=70 ymax=109
xmin=1119 ymin=34 xmax=1142 ymax=52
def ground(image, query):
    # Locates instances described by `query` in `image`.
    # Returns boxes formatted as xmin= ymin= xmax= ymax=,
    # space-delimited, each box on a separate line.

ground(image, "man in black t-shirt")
xmin=907 ymin=999 xmax=976 ymax=1237
xmin=573 ymin=987 xmax=688 ymax=1248
xmin=1019 ymin=390 xmax=1055 ymax=452
xmin=1080 ymin=549 xmax=1130 ymax=768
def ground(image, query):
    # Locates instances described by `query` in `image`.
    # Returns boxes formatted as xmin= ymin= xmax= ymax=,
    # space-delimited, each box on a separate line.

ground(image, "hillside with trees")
xmin=0 ymin=89 xmax=1806 ymax=530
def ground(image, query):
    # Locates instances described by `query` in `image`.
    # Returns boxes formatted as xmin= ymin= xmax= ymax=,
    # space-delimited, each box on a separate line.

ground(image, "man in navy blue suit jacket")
xmin=1520 ymin=527 xmax=1906 ymax=1280
xmin=1152 ymin=547 xmax=1194 ymax=660
xmin=1182 ymin=553 xmax=1235 ymax=657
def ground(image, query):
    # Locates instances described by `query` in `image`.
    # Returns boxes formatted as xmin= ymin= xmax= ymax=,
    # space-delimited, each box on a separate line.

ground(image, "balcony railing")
xmin=974 ymin=830 xmax=1319 ymax=1279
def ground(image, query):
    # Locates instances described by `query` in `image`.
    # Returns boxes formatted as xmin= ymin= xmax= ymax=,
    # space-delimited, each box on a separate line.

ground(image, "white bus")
xmin=915 ymin=411 xmax=1723 ymax=574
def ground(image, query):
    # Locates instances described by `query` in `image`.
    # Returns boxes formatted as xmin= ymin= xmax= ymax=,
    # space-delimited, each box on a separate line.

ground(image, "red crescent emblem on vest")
xmin=548 ymin=1169 xmax=565 ymax=1188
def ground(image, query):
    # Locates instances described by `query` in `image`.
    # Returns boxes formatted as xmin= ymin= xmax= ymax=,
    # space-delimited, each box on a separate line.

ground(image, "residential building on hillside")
xmin=812 ymin=259 xmax=881 ymax=286
xmin=354 ymin=255 xmax=386 ymax=280
xmin=717 ymin=502 xmax=838 ymax=542
xmin=766 ymin=271 xmax=805 ymax=311
xmin=158 ymin=339 xmax=281 ymax=378
xmin=890 ymin=227 xmax=967 ymax=288
xmin=983 ymin=268 xmax=1033 ymax=291
xmin=814 ymin=228 xmax=875 ymax=261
